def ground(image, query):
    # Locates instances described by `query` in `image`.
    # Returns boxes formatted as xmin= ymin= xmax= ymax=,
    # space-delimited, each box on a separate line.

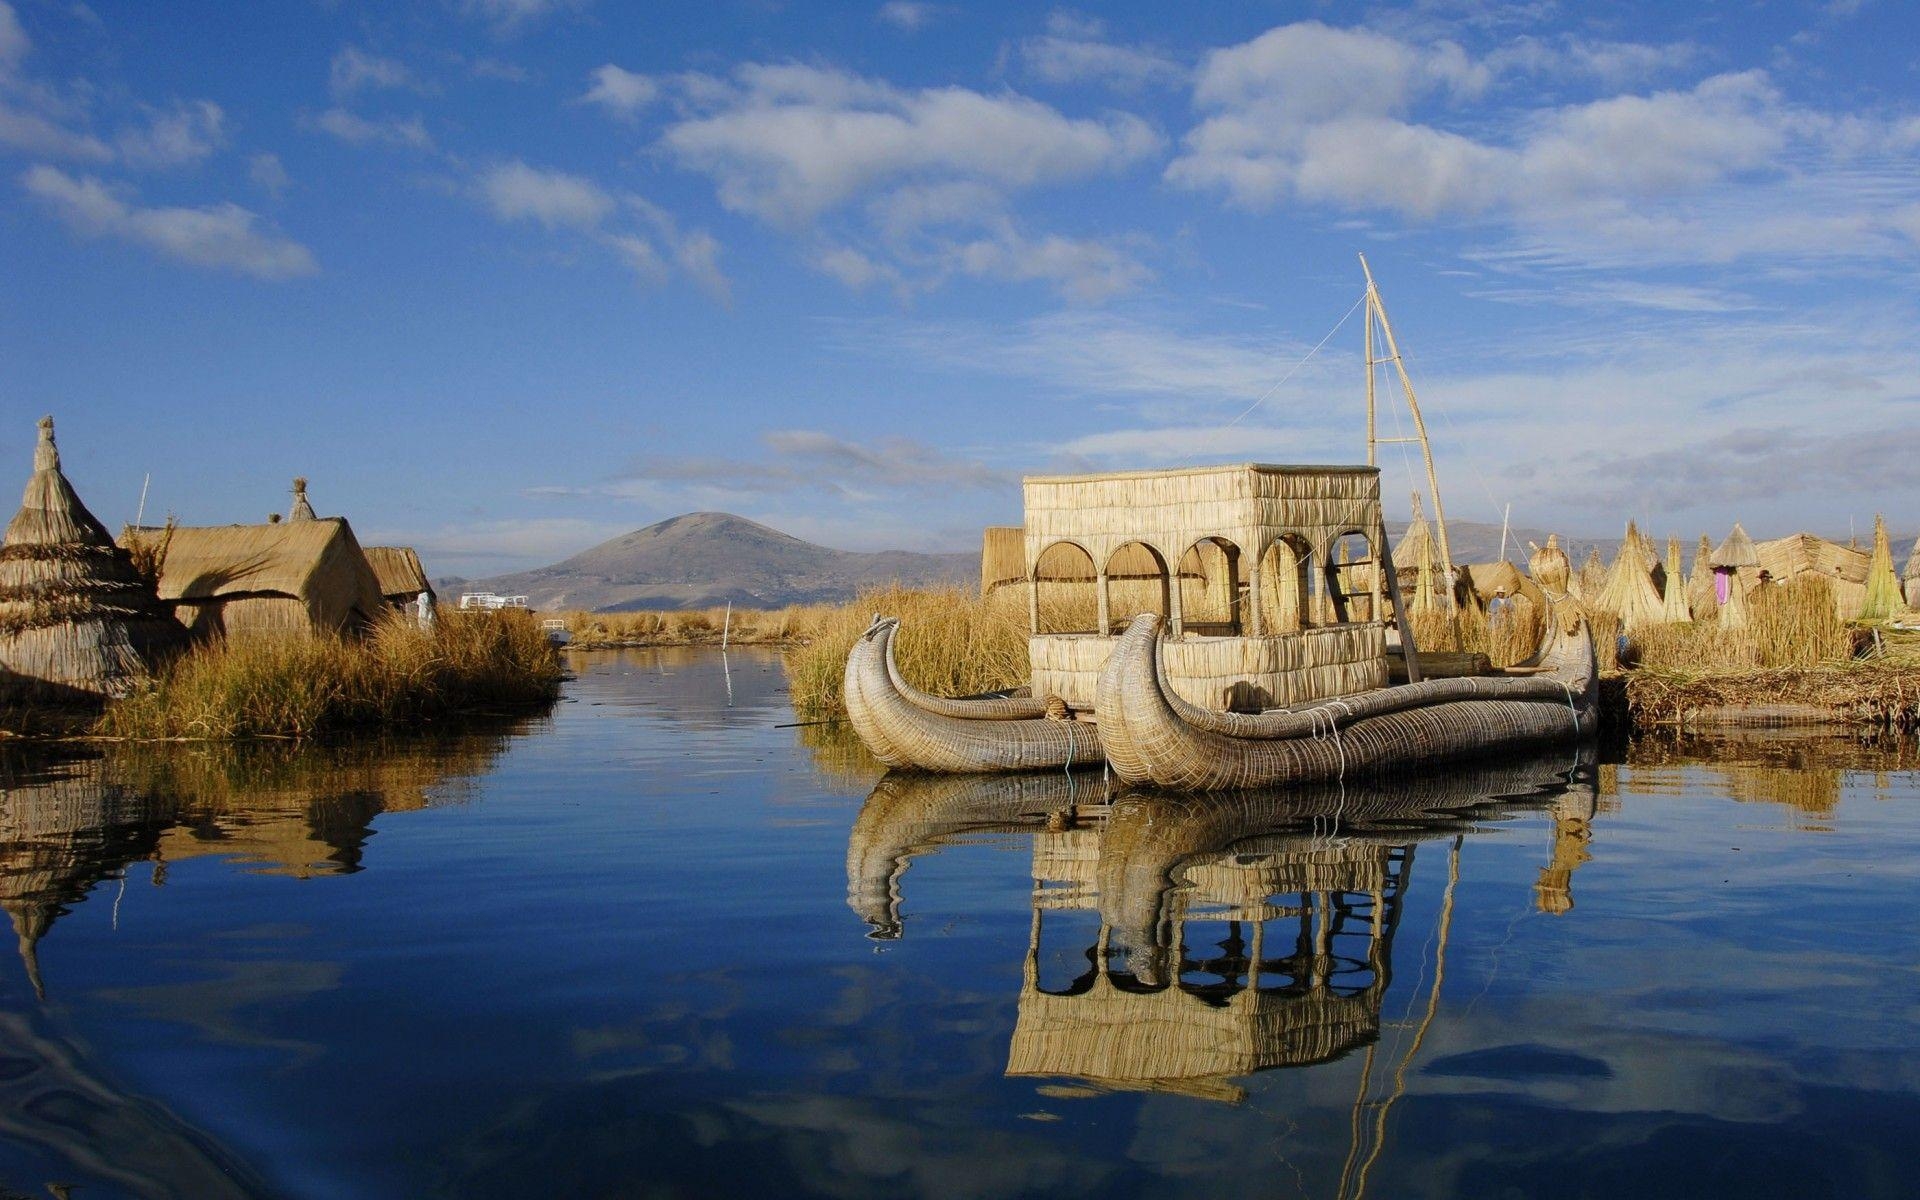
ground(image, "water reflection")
xmin=848 ymin=755 xmax=1597 ymax=1105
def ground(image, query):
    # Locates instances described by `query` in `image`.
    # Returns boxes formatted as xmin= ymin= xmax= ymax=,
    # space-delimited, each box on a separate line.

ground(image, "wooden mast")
xmin=1360 ymin=254 xmax=1457 ymax=608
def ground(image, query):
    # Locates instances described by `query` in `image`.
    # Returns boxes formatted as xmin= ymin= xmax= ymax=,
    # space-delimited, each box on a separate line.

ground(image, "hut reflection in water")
xmin=847 ymin=756 xmax=1599 ymax=1106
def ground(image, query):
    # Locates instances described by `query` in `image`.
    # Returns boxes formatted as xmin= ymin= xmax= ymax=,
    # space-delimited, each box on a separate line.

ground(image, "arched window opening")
xmin=1033 ymin=542 xmax=1098 ymax=634
xmin=1258 ymin=535 xmax=1315 ymax=633
xmin=1178 ymin=537 xmax=1243 ymax=636
xmin=1105 ymin=541 xmax=1170 ymax=634
xmin=1325 ymin=531 xmax=1380 ymax=624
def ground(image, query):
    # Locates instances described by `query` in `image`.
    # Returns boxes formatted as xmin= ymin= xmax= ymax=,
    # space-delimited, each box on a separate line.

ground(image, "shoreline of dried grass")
xmin=554 ymin=605 xmax=837 ymax=650
xmin=93 ymin=609 xmax=564 ymax=741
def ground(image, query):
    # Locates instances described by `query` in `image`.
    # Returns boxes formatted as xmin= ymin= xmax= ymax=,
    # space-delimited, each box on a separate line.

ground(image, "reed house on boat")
xmin=1021 ymin=463 xmax=1395 ymax=712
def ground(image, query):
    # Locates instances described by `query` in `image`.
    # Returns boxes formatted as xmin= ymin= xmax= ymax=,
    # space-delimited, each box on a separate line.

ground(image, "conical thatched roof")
xmin=1862 ymin=514 xmax=1904 ymax=620
xmin=1905 ymin=535 xmax=1920 ymax=583
xmin=1622 ymin=520 xmax=1658 ymax=572
xmin=1592 ymin=537 xmax=1665 ymax=629
xmin=0 ymin=418 xmax=184 ymax=703
xmin=287 ymin=476 xmax=316 ymax=522
xmin=1393 ymin=494 xmax=1443 ymax=613
xmin=1661 ymin=537 xmax=1691 ymax=623
xmin=1710 ymin=523 xmax=1758 ymax=569
xmin=1571 ymin=547 xmax=1606 ymax=601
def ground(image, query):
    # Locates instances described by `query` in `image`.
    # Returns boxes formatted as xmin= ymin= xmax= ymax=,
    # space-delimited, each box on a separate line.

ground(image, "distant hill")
xmin=450 ymin=512 xmax=975 ymax=612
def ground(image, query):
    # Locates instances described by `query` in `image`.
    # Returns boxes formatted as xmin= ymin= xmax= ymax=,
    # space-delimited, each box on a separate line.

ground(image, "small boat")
xmin=844 ymin=617 xmax=1105 ymax=773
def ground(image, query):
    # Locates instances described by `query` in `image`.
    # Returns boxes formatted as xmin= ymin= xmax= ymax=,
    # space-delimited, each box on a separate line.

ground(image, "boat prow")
xmin=1095 ymin=608 xmax=1597 ymax=791
xmin=844 ymin=617 xmax=1106 ymax=773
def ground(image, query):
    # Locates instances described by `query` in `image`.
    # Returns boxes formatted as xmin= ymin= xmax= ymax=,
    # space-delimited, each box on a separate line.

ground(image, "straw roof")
xmin=1589 ymin=537 xmax=1665 ymax=630
xmin=287 ymin=476 xmax=316 ymax=522
xmin=1754 ymin=532 xmax=1867 ymax=620
xmin=363 ymin=546 xmax=432 ymax=604
xmin=1862 ymin=514 xmax=1904 ymax=621
xmin=1660 ymin=537 xmax=1691 ymax=623
xmin=134 ymin=517 xmax=386 ymax=638
xmin=0 ymin=418 xmax=185 ymax=703
xmin=1710 ymin=523 xmax=1759 ymax=569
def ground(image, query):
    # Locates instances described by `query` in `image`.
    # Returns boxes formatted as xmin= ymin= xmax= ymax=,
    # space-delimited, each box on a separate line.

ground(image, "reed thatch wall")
xmin=131 ymin=518 xmax=386 ymax=639
xmin=1031 ymin=623 xmax=1385 ymax=710
xmin=979 ymin=526 xmax=1025 ymax=596
xmin=1755 ymin=533 xmax=1867 ymax=619
xmin=363 ymin=546 xmax=433 ymax=606
xmin=0 ymin=418 xmax=184 ymax=704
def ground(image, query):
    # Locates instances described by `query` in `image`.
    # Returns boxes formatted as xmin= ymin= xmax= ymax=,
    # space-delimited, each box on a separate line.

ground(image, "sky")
xmin=2 ymin=0 xmax=1916 ymax=577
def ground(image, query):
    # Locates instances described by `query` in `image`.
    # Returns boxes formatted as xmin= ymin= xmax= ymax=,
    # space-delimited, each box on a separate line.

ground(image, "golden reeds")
xmin=97 ymin=609 xmax=562 ymax=740
xmin=1632 ymin=574 xmax=1853 ymax=673
xmin=784 ymin=584 xmax=1034 ymax=714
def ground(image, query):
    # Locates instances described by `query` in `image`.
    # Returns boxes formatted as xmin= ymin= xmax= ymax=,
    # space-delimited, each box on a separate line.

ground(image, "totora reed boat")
xmin=844 ymin=462 xmax=1598 ymax=788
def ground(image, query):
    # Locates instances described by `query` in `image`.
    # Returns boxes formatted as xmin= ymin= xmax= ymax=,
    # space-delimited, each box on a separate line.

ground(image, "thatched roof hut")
xmin=135 ymin=518 xmax=387 ymax=639
xmin=363 ymin=546 xmax=432 ymax=607
xmin=1709 ymin=523 xmax=1759 ymax=612
xmin=0 ymin=418 xmax=185 ymax=704
xmin=1755 ymin=532 xmax=1868 ymax=619
xmin=1591 ymin=533 xmax=1665 ymax=629
xmin=1862 ymin=514 xmax=1905 ymax=621
xmin=1660 ymin=537 xmax=1691 ymax=623
xmin=1710 ymin=523 xmax=1759 ymax=571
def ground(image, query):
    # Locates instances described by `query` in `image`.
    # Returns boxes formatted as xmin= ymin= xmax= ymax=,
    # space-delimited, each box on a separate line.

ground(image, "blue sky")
xmin=2 ymin=0 xmax=1916 ymax=576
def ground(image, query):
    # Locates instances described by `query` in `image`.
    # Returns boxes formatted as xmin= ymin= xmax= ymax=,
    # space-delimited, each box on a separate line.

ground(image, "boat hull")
xmin=1096 ymin=611 xmax=1596 ymax=792
xmin=844 ymin=618 xmax=1106 ymax=773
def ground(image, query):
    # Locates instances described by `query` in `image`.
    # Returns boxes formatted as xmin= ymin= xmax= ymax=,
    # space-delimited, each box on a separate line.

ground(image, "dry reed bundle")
xmin=1862 ymin=514 xmax=1905 ymax=621
xmin=1627 ymin=662 xmax=1918 ymax=731
xmin=1687 ymin=534 xmax=1718 ymax=619
xmin=1573 ymin=548 xmax=1606 ymax=601
xmin=1633 ymin=575 xmax=1853 ymax=673
xmin=1590 ymin=528 xmax=1666 ymax=630
xmin=1660 ymin=537 xmax=1691 ymax=623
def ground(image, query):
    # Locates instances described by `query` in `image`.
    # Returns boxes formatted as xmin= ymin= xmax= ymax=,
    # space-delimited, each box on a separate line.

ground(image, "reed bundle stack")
xmin=1905 ymin=534 xmax=1920 ymax=611
xmin=1572 ymin=547 xmax=1606 ymax=602
xmin=1861 ymin=514 xmax=1905 ymax=621
xmin=0 ymin=418 xmax=185 ymax=704
xmin=1591 ymin=523 xmax=1666 ymax=629
xmin=1661 ymin=537 xmax=1691 ymax=623
xmin=1687 ymin=534 xmax=1718 ymax=618
xmin=1391 ymin=494 xmax=1441 ymax=614
xmin=287 ymin=476 xmax=317 ymax=522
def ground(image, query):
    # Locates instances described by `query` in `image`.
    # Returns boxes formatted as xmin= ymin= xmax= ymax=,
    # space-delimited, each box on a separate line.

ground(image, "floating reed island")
xmin=0 ymin=418 xmax=562 ymax=740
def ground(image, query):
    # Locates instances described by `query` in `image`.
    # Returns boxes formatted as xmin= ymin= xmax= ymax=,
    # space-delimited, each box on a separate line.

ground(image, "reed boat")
xmin=844 ymin=460 xmax=1597 ymax=783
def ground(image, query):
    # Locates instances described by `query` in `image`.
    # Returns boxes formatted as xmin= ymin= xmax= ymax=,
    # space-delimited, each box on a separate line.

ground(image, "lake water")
xmin=2 ymin=647 xmax=1918 ymax=1199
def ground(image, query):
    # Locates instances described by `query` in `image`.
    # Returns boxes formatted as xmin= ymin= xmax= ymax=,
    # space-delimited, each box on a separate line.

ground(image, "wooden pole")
xmin=1365 ymin=293 xmax=1377 ymax=468
xmin=1359 ymin=253 xmax=1457 ymax=608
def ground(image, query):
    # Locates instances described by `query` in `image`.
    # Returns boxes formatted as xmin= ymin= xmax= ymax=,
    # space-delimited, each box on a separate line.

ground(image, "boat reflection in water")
xmin=847 ymin=754 xmax=1598 ymax=1105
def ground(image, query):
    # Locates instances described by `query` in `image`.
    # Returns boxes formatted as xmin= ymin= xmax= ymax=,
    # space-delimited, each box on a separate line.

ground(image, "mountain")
xmin=450 ymin=512 xmax=976 ymax=612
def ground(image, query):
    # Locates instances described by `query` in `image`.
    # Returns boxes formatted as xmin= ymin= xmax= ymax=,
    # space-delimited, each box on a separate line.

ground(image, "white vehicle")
xmin=457 ymin=592 xmax=532 ymax=611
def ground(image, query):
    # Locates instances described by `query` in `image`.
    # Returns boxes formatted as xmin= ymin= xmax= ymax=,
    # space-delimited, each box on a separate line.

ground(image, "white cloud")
xmin=876 ymin=2 xmax=942 ymax=32
xmin=457 ymin=0 xmax=584 ymax=35
xmin=810 ymin=244 xmax=901 ymax=291
xmin=1021 ymin=11 xmax=1185 ymax=91
xmin=329 ymin=46 xmax=413 ymax=98
xmin=22 ymin=164 xmax=318 ymax=278
xmin=660 ymin=62 xmax=1161 ymax=223
xmin=308 ymin=107 xmax=433 ymax=150
xmin=0 ymin=1 xmax=26 ymax=71
xmin=580 ymin=64 xmax=656 ymax=117
xmin=0 ymin=102 xmax=111 ymax=160
xmin=468 ymin=57 xmax=533 ymax=83
xmin=671 ymin=228 xmax=730 ymax=306
xmin=248 ymin=151 xmax=289 ymax=196
xmin=479 ymin=160 xmax=612 ymax=229
xmin=115 ymin=99 xmax=225 ymax=169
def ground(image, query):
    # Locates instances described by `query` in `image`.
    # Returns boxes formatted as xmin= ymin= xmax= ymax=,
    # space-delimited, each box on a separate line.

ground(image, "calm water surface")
xmin=2 ymin=648 xmax=1917 ymax=1199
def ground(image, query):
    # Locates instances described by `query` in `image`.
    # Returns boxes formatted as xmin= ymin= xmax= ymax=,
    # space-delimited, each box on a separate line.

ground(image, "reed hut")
xmin=1660 ymin=537 xmax=1691 ymax=623
xmin=1862 ymin=514 xmax=1905 ymax=621
xmin=0 ymin=418 xmax=185 ymax=704
xmin=137 ymin=518 xmax=387 ymax=639
xmin=1709 ymin=523 xmax=1758 ymax=606
xmin=1755 ymin=533 xmax=1868 ymax=619
xmin=363 ymin=546 xmax=433 ymax=609
xmin=1590 ymin=530 xmax=1665 ymax=630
